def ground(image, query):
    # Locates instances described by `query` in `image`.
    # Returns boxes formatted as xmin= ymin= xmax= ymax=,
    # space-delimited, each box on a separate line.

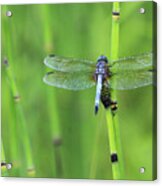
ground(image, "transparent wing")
xmin=44 ymin=55 xmax=96 ymax=72
xmin=43 ymin=71 xmax=95 ymax=90
xmin=110 ymin=52 xmax=153 ymax=72
xmin=110 ymin=70 xmax=153 ymax=90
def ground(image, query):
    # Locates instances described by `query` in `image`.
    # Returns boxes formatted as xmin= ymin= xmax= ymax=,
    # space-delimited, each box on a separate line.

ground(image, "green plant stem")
xmin=111 ymin=2 xmax=120 ymax=59
xmin=111 ymin=2 xmax=124 ymax=178
xmin=2 ymin=6 xmax=35 ymax=176
xmin=105 ymin=2 xmax=123 ymax=179
xmin=106 ymin=110 xmax=120 ymax=179
xmin=40 ymin=5 xmax=63 ymax=177
xmin=1 ymin=141 xmax=8 ymax=176
xmin=4 ymin=60 xmax=35 ymax=176
xmin=7 ymin=100 xmax=20 ymax=176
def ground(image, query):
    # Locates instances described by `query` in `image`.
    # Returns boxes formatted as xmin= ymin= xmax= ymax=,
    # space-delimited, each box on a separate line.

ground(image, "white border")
xmin=0 ymin=0 xmax=154 ymax=5
xmin=1 ymin=0 xmax=161 ymax=186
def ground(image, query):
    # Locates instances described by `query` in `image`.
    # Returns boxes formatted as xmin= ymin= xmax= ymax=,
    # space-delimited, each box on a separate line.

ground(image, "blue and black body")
xmin=94 ymin=55 xmax=117 ymax=114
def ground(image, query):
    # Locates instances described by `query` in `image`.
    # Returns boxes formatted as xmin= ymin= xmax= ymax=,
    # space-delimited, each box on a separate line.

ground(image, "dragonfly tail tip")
xmin=95 ymin=105 xmax=99 ymax=115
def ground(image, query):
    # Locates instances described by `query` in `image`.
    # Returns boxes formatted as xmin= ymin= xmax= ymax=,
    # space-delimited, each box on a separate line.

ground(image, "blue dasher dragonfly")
xmin=43 ymin=52 xmax=153 ymax=114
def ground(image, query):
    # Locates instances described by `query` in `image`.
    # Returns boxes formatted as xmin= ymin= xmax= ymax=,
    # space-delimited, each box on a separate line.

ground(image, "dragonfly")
xmin=43 ymin=52 xmax=153 ymax=114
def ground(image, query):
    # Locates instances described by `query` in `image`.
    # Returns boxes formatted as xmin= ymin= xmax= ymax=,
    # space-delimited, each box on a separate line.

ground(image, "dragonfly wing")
xmin=44 ymin=55 xmax=96 ymax=72
xmin=110 ymin=52 xmax=153 ymax=72
xmin=43 ymin=71 xmax=96 ymax=90
xmin=110 ymin=69 xmax=153 ymax=90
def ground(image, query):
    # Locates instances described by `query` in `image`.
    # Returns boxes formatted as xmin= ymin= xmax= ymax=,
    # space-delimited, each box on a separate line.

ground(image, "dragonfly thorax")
xmin=95 ymin=60 xmax=109 ymax=80
xmin=96 ymin=55 xmax=109 ymax=76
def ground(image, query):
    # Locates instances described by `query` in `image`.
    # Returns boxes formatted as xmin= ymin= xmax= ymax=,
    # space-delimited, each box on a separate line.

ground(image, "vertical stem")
xmin=2 ymin=67 xmax=20 ymax=176
xmin=106 ymin=110 xmax=120 ymax=179
xmin=111 ymin=2 xmax=120 ymax=60
xmin=105 ymin=2 xmax=124 ymax=180
xmin=1 ymin=141 xmax=8 ymax=176
xmin=40 ymin=5 xmax=64 ymax=177
xmin=2 ymin=6 xmax=35 ymax=176
xmin=3 ymin=59 xmax=35 ymax=176
xmin=110 ymin=2 xmax=124 ymax=178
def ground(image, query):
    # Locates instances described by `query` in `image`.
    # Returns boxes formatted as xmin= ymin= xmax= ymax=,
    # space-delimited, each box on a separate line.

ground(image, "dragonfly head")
xmin=97 ymin=55 xmax=108 ymax=63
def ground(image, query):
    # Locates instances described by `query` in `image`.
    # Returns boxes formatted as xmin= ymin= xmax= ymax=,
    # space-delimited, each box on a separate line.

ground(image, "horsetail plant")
xmin=1 ymin=141 xmax=8 ymax=176
xmin=40 ymin=5 xmax=64 ymax=178
xmin=110 ymin=2 xmax=124 ymax=178
xmin=105 ymin=2 xmax=124 ymax=179
xmin=3 ymin=58 xmax=35 ymax=177
xmin=3 ymin=6 xmax=35 ymax=176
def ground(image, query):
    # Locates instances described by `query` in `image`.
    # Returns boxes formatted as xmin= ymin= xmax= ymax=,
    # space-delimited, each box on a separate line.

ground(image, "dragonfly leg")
xmin=111 ymin=100 xmax=118 ymax=110
xmin=110 ymin=100 xmax=118 ymax=116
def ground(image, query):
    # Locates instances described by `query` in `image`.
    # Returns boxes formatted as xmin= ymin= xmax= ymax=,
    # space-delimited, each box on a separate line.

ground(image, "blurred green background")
xmin=1 ymin=1 xmax=155 ymax=180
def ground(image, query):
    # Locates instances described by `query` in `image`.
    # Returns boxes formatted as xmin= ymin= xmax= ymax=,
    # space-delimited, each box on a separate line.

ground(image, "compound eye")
xmin=103 ymin=56 xmax=108 ymax=63
xmin=97 ymin=55 xmax=108 ymax=63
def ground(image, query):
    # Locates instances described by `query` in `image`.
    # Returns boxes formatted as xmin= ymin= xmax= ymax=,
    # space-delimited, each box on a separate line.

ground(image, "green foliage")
xmin=1 ymin=1 xmax=154 ymax=180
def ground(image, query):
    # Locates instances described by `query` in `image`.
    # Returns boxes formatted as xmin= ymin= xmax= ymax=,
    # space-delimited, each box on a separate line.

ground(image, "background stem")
xmin=40 ymin=5 xmax=64 ymax=177
xmin=2 ymin=7 xmax=35 ymax=175
xmin=1 ymin=141 xmax=9 ymax=176
xmin=3 ymin=59 xmax=35 ymax=176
